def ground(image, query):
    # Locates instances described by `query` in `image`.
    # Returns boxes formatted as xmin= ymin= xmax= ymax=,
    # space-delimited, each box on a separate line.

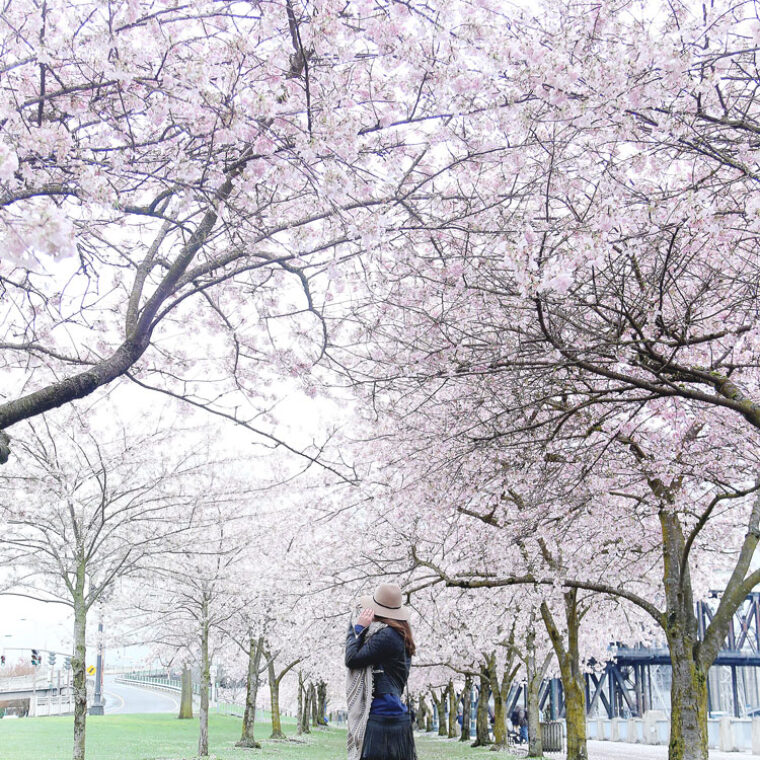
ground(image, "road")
xmin=101 ymin=674 xmax=180 ymax=715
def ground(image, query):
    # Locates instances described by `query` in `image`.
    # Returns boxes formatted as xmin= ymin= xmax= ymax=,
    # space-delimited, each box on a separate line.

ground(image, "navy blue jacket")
xmin=345 ymin=623 xmax=411 ymax=697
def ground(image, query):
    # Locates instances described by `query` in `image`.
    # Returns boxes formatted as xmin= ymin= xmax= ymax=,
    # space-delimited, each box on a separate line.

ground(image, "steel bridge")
xmin=507 ymin=592 xmax=760 ymax=720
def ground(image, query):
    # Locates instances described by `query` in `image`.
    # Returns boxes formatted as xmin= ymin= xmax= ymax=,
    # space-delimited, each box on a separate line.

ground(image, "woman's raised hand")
xmin=357 ymin=607 xmax=375 ymax=628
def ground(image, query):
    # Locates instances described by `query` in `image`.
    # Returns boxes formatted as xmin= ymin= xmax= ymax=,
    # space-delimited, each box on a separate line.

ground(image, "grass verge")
xmin=0 ymin=712 xmax=511 ymax=760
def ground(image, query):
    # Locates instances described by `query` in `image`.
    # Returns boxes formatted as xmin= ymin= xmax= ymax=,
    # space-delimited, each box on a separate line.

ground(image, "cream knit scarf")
xmin=346 ymin=620 xmax=386 ymax=760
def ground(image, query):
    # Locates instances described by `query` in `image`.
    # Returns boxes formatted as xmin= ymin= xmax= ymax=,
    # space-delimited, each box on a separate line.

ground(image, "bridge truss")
xmin=508 ymin=592 xmax=760 ymax=719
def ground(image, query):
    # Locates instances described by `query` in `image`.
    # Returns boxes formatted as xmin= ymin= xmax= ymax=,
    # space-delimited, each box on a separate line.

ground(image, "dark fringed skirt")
xmin=361 ymin=713 xmax=417 ymax=760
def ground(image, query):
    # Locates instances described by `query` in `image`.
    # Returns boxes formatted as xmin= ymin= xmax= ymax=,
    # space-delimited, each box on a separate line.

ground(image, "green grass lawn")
xmin=0 ymin=712 xmax=508 ymax=760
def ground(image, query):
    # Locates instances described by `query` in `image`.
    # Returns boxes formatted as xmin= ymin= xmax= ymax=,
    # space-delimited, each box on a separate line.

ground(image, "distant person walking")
xmin=345 ymin=583 xmax=417 ymax=760
xmin=511 ymin=706 xmax=528 ymax=744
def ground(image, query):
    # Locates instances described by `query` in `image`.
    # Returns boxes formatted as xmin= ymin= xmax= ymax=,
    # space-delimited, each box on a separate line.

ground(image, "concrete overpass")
xmin=0 ymin=674 xmax=76 ymax=716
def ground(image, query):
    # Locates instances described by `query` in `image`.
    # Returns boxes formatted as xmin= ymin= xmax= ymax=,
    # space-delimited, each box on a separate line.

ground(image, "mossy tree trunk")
xmin=447 ymin=680 xmax=457 ymax=738
xmin=236 ymin=634 xmax=264 ymax=748
xmin=178 ymin=665 xmax=193 ymax=720
xmin=483 ymin=653 xmax=503 ymax=748
xmin=540 ymin=589 xmax=588 ymax=760
xmin=267 ymin=652 xmax=299 ymax=739
xmin=460 ymin=675 xmax=472 ymax=742
xmin=660 ymin=511 xmax=708 ymax=760
xmin=296 ymin=672 xmax=304 ymax=736
xmin=489 ymin=651 xmax=517 ymax=750
xmin=297 ymin=673 xmax=310 ymax=735
xmin=668 ymin=628 xmax=709 ymax=760
xmin=472 ymin=666 xmax=491 ymax=747
xmin=525 ymin=629 xmax=552 ymax=758
xmin=316 ymin=680 xmax=328 ymax=726
xmin=430 ymin=688 xmax=447 ymax=737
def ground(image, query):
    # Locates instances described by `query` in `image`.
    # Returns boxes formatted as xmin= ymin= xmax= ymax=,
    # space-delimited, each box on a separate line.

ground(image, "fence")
xmin=541 ymin=721 xmax=564 ymax=752
xmin=587 ymin=713 xmax=760 ymax=753
xmin=215 ymin=699 xmax=246 ymax=718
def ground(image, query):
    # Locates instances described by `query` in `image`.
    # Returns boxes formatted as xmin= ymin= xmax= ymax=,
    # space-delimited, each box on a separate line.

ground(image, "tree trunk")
xmin=302 ymin=685 xmax=311 ymax=733
xmin=472 ymin=671 xmax=491 ymax=747
xmin=447 ymin=680 xmax=457 ymax=738
xmin=296 ymin=672 xmax=304 ymax=736
xmin=431 ymin=688 xmax=447 ymax=736
xmin=72 ymin=569 xmax=87 ymax=760
xmin=460 ymin=675 xmax=472 ymax=742
xmin=492 ymin=686 xmax=506 ymax=746
xmin=236 ymin=635 xmax=263 ymax=748
xmin=660 ymin=511 xmax=709 ymax=760
xmin=420 ymin=695 xmax=433 ymax=731
xmin=268 ymin=658 xmax=286 ymax=739
xmin=668 ymin=633 xmax=709 ymax=760
xmin=414 ymin=695 xmax=424 ymax=731
xmin=316 ymin=680 xmax=328 ymax=726
xmin=198 ymin=598 xmax=210 ymax=758
xmin=486 ymin=653 xmax=507 ymax=748
xmin=526 ymin=631 xmax=543 ymax=758
xmin=178 ymin=665 xmax=193 ymax=719
xmin=565 ymin=672 xmax=587 ymax=760
xmin=541 ymin=591 xmax=588 ymax=760
xmin=309 ymin=682 xmax=319 ymax=727
xmin=298 ymin=674 xmax=310 ymax=734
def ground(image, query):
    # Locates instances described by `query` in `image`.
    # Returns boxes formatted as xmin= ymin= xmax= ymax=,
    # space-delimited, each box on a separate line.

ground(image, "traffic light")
xmin=1 ymin=655 xmax=5 ymax=666
xmin=48 ymin=651 xmax=56 ymax=666
xmin=64 ymin=656 xmax=71 ymax=670
xmin=31 ymin=649 xmax=40 ymax=666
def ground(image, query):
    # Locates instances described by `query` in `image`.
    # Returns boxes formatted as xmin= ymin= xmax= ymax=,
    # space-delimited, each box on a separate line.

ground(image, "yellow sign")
xmin=87 ymin=666 xmax=96 ymax=675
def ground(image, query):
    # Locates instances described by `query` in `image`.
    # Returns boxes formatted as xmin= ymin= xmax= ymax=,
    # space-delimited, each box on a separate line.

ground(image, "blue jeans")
xmin=520 ymin=725 xmax=528 ymax=743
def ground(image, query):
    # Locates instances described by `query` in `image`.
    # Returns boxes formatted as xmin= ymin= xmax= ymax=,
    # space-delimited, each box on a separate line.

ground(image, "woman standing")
xmin=345 ymin=583 xmax=417 ymax=760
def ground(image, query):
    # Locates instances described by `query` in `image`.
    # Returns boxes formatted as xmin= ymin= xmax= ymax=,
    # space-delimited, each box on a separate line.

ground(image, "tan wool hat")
xmin=358 ymin=583 xmax=411 ymax=621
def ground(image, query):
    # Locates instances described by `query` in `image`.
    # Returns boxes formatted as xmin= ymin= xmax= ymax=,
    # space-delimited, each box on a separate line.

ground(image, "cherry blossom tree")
xmin=368 ymin=400 xmax=760 ymax=760
xmin=0 ymin=409 xmax=215 ymax=760
xmin=332 ymin=305 xmax=757 ymax=760
xmin=132 ymin=504 xmax=253 ymax=757
xmin=319 ymin=4 xmax=760 ymax=758
xmin=220 ymin=517 xmax=307 ymax=747
xmin=0 ymin=0 xmax=485 ymax=478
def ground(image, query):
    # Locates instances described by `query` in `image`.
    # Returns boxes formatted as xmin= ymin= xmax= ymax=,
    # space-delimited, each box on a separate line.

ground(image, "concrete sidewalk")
xmin=539 ymin=739 xmax=760 ymax=759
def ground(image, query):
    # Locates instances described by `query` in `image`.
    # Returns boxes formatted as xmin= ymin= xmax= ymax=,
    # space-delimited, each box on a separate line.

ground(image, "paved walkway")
xmin=539 ymin=740 xmax=760 ymax=759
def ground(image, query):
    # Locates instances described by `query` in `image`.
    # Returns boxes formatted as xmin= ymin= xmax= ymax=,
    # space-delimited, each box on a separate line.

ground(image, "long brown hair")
xmin=376 ymin=615 xmax=416 ymax=657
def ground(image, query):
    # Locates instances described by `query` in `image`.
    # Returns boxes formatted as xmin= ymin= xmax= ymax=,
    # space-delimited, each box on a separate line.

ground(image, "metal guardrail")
xmin=116 ymin=676 xmax=185 ymax=695
xmin=118 ymin=674 xmax=204 ymax=695
xmin=117 ymin=674 xmax=218 ymax=705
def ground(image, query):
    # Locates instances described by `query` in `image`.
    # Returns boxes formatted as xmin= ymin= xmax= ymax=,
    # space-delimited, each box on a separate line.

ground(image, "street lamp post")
xmin=88 ymin=621 xmax=104 ymax=716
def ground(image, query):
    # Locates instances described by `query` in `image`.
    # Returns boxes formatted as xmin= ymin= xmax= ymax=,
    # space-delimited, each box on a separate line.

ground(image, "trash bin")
xmin=540 ymin=721 xmax=564 ymax=752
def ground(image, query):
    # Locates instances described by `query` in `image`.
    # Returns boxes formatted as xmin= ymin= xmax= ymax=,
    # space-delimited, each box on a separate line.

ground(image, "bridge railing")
xmin=117 ymin=673 xmax=215 ymax=702
xmin=215 ymin=699 xmax=245 ymax=718
xmin=0 ymin=675 xmax=56 ymax=690
xmin=34 ymin=694 xmax=75 ymax=717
